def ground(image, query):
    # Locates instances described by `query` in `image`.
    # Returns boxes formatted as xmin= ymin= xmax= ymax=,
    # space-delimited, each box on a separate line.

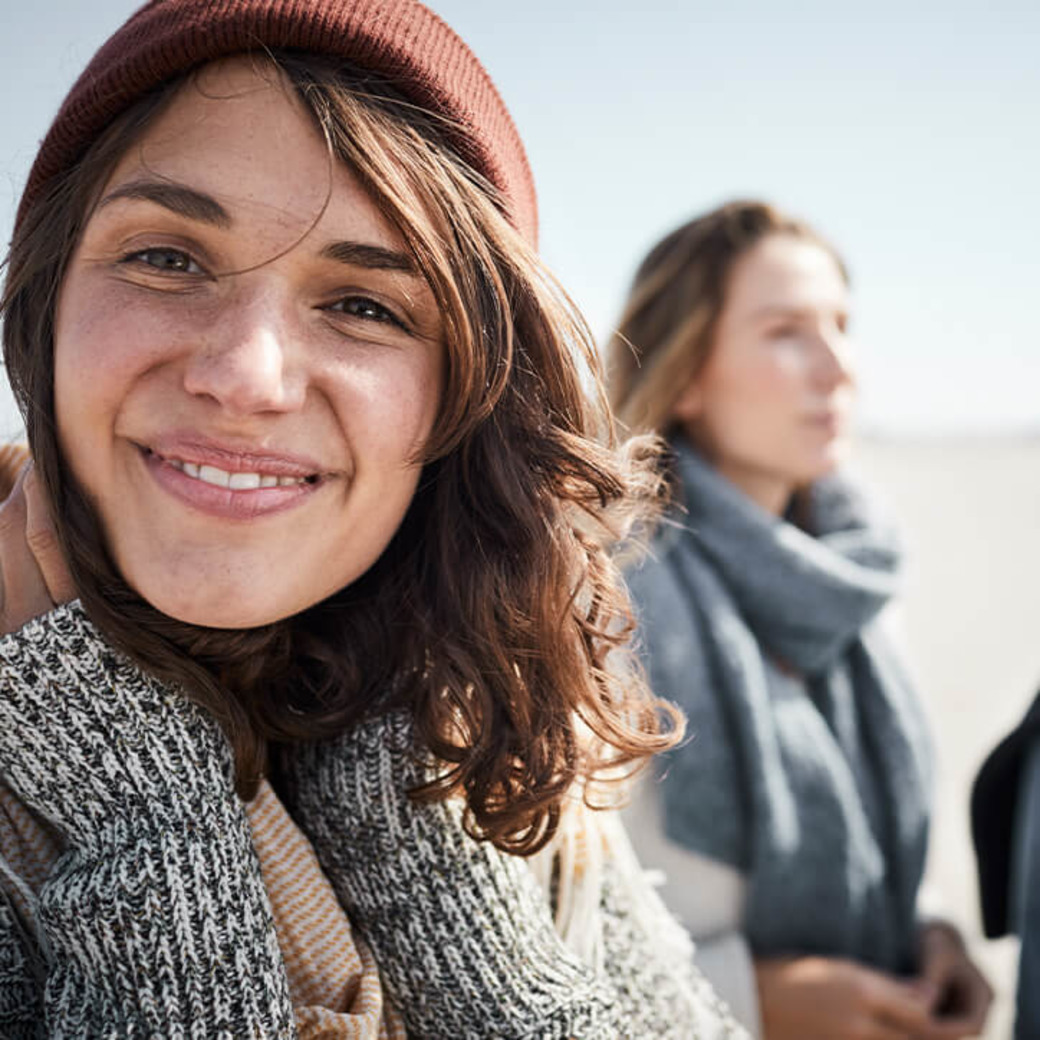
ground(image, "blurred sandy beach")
xmin=856 ymin=435 xmax=1040 ymax=1039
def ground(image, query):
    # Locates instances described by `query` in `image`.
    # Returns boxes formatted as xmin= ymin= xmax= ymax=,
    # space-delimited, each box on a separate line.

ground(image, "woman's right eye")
xmin=120 ymin=247 xmax=203 ymax=275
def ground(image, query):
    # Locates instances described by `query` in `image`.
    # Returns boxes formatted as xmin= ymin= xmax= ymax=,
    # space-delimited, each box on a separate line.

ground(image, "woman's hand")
xmin=915 ymin=921 xmax=992 ymax=1038
xmin=756 ymin=955 xmax=936 ymax=1040
xmin=0 ymin=454 xmax=76 ymax=633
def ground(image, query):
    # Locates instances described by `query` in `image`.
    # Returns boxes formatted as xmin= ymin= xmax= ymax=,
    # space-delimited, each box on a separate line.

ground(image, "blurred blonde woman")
xmin=608 ymin=200 xmax=991 ymax=1040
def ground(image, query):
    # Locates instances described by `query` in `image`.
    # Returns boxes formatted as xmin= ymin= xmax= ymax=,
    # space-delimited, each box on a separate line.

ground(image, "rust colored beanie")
xmin=17 ymin=0 xmax=537 ymax=243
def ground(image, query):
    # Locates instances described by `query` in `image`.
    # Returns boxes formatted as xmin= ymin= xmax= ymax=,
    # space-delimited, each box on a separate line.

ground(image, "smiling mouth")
xmin=146 ymin=448 xmax=321 ymax=490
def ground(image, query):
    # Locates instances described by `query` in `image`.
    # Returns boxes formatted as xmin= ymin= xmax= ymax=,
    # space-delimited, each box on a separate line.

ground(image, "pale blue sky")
xmin=2 ymin=0 xmax=1037 ymax=434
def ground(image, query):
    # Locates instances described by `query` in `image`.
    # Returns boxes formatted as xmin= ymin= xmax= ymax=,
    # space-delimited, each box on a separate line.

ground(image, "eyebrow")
xmin=97 ymin=179 xmax=232 ymax=228
xmin=320 ymin=241 xmax=416 ymax=274
xmin=749 ymin=304 xmax=844 ymax=320
xmin=749 ymin=303 xmax=805 ymax=316
xmin=96 ymin=178 xmax=417 ymax=275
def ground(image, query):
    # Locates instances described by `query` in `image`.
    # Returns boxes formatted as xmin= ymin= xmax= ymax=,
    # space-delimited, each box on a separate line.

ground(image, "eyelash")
xmin=119 ymin=246 xmax=205 ymax=275
xmin=767 ymin=319 xmax=850 ymax=339
xmin=325 ymin=295 xmax=405 ymax=330
xmin=119 ymin=246 xmax=408 ymax=332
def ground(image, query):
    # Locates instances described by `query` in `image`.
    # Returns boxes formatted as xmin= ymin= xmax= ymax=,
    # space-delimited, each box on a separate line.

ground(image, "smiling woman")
xmin=54 ymin=57 xmax=445 ymax=628
xmin=0 ymin=2 xmax=745 ymax=1038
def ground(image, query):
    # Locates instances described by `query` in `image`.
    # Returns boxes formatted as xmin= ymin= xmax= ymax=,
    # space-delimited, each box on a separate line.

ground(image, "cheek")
xmin=704 ymin=351 xmax=798 ymax=427
xmin=737 ymin=349 xmax=805 ymax=398
xmin=309 ymin=357 xmax=441 ymax=596
xmin=326 ymin=347 xmax=443 ymax=464
xmin=692 ymin=351 xmax=814 ymax=468
xmin=54 ymin=274 xmax=177 ymax=424
xmin=53 ymin=276 xmax=119 ymax=476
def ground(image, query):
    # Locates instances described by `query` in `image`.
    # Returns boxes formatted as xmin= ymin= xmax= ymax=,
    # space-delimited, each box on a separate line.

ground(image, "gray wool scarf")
xmin=626 ymin=437 xmax=933 ymax=973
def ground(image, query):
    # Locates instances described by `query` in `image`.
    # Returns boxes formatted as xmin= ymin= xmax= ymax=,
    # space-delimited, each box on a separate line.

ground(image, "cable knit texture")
xmin=0 ymin=895 xmax=39 ymax=1038
xmin=0 ymin=602 xmax=296 ymax=1038
xmin=282 ymin=713 xmax=746 ymax=1039
xmin=0 ymin=604 xmax=746 ymax=1038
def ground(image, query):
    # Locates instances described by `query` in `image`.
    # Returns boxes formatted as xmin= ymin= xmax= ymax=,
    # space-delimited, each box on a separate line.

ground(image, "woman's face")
xmin=53 ymin=58 xmax=445 ymax=628
xmin=673 ymin=233 xmax=855 ymax=514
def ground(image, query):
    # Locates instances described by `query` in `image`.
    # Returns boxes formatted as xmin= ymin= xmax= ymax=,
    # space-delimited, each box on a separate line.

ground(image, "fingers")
xmin=866 ymin=974 xmax=935 ymax=1033
xmin=853 ymin=1024 xmax=916 ymax=1040
xmin=916 ymin=1021 xmax=984 ymax=1040
xmin=915 ymin=1013 xmax=988 ymax=1040
xmin=0 ymin=464 xmax=56 ymax=633
xmin=24 ymin=463 xmax=76 ymax=605
xmin=945 ymin=961 xmax=994 ymax=1033
xmin=0 ymin=442 xmax=30 ymax=499
xmin=961 ymin=963 xmax=995 ymax=1031
xmin=919 ymin=920 xmax=963 ymax=988
xmin=917 ymin=923 xmax=993 ymax=1037
xmin=756 ymin=955 xmax=940 ymax=1040
xmin=916 ymin=966 xmax=994 ymax=1038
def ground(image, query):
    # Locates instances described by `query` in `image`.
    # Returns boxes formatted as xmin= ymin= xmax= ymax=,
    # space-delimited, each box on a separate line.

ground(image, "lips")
xmin=805 ymin=404 xmax=849 ymax=433
xmin=145 ymin=433 xmax=325 ymax=477
xmin=160 ymin=455 xmax=316 ymax=489
xmin=139 ymin=436 xmax=329 ymax=520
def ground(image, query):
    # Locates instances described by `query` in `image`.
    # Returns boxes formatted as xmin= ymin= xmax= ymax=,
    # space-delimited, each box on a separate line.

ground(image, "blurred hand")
xmin=0 ymin=442 xmax=28 ymax=499
xmin=914 ymin=921 xmax=992 ymax=1038
xmin=0 ymin=455 xmax=76 ymax=634
xmin=755 ymin=955 xmax=936 ymax=1040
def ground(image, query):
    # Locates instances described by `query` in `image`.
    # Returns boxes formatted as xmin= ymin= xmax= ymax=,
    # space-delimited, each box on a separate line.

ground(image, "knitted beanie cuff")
xmin=16 ymin=0 xmax=537 ymax=245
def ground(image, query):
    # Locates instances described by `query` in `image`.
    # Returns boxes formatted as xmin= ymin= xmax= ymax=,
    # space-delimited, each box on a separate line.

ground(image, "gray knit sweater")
xmin=0 ymin=604 xmax=744 ymax=1039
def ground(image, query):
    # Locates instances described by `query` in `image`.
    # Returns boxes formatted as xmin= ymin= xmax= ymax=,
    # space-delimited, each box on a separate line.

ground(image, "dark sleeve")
xmin=971 ymin=693 xmax=1040 ymax=938
xmin=0 ymin=603 xmax=297 ymax=1038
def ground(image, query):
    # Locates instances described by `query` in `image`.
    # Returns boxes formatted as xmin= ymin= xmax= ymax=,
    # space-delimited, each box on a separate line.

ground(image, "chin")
xmin=826 ymin=437 xmax=853 ymax=470
xmin=806 ymin=433 xmax=852 ymax=479
xmin=150 ymin=598 xmax=294 ymax=630
xmin=785 ymin=457 xmax=841 ymax=495
xmin=127 ymin=576 xmax=313 ymax=630
xmin=812 ymin=454 xmax=844 ymax=479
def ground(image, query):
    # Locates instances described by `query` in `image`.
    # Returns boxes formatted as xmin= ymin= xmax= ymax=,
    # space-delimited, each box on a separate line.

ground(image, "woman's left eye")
xmin=121 ymin=247 xmax=204 ymax=274
xmin=327 ymin=295 xmax=404 ymax=328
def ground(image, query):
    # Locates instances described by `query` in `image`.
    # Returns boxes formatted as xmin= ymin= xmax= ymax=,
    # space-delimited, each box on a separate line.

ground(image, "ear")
xmin=671 ymin=378 xmax=703 ymax=423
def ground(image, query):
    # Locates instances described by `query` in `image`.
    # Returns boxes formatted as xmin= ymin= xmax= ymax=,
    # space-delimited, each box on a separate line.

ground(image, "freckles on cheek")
xmin=58 ymin=274 xmax=181 ymax=376
xmin=348 ymin=363 xmax=441 ymax=461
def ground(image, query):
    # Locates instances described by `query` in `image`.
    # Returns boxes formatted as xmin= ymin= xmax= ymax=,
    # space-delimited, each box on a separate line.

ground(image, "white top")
xmin=624 ymin=769 xmax=949 ymax=1040
xmin=623 ymin=774 xmax=763 ymax=1037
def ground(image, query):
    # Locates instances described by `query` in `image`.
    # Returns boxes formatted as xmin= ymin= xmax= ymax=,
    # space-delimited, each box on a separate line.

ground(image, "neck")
xmin=711 ymin=460 xmax=794 ymax=516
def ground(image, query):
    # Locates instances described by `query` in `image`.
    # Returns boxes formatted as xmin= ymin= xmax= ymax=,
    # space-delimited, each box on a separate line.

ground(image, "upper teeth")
xmin=167 ymin=458 xmax=308 ymax=489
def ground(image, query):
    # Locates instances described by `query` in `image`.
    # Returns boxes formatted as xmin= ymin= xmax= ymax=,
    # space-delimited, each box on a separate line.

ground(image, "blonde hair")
xmin=607 ymin=199 xmax=847 ymax=435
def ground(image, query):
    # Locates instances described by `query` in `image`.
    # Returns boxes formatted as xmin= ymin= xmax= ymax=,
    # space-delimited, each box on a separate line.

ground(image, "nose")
xmin=810 ymin=326 xmax=856 ymax=391
xmin=183 ymin=292 xmax=305 ymax=415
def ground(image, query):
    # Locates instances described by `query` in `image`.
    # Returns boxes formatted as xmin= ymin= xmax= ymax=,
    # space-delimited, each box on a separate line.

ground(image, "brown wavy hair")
xmin=607 ymin=199 xmax=848 ymax=435
xmin=2 ymin=53 xmax=681 ymax=854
